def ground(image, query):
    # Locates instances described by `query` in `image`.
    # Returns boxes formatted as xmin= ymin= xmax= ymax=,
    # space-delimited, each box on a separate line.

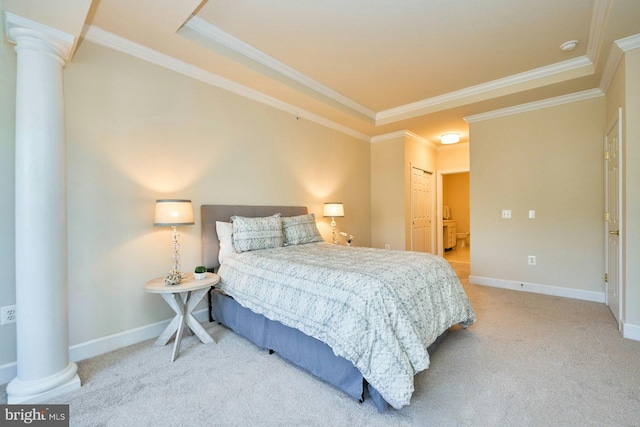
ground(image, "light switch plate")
xmin=501 ymin=210 xmax=512 ymax=219
xmin=529 ymin=210 xmax=536 ymax=219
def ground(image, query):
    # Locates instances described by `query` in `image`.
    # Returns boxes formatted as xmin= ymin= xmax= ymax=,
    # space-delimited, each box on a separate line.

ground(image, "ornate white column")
xmin=5 ymin=13 xmax=81 ymax=404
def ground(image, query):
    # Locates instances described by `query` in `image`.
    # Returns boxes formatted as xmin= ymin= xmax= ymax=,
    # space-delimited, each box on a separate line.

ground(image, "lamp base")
xmin=331 ymin=218 xmax=339 ymax=244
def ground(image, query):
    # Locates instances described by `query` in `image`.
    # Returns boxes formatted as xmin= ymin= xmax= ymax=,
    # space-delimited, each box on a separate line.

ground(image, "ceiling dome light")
xmin=560 ymin=40 xmax=578 ymax=52
xmin=441 ymin=133 xmax=460 ymax=144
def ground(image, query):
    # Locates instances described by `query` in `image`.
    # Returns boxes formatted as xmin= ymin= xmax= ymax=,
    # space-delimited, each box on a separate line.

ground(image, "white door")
xmin=411 ymin=167 xmax=432 ymax=253
xmin=605 ymin=108 xmax=622 ymax=327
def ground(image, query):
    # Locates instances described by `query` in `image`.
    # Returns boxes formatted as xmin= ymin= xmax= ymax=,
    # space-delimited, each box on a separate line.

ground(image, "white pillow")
xmin=216 ymin=221 xmax=235 ymax=264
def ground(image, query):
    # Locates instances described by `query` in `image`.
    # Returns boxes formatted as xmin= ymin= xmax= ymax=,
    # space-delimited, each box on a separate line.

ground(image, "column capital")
xmin=5 ymin=12 xmax=75 ymax=64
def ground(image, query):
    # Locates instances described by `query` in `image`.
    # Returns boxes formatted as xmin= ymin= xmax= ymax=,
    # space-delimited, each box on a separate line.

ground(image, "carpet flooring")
xmin=2 ymin=262 xmax=639 ymax=426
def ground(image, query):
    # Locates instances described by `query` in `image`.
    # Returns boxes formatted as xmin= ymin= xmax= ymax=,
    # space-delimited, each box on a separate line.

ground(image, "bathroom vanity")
xmin=443 ymin=220 xmax=457 ymax=250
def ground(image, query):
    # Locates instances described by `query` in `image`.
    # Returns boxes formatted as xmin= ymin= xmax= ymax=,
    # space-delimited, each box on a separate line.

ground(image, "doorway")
xmin=436 ymin=169 xmax=470 ymax=262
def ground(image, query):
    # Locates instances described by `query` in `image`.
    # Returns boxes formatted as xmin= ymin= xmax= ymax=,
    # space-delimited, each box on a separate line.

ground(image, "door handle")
xmin=609 ymin=230 xmax=619 ymax=235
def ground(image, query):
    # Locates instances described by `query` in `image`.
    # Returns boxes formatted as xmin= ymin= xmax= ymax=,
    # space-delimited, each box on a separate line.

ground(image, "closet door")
xmin=411 ymin=166 xmax=432 ymax=253
xmin=605 ymin=108 xmax=622 ymax=328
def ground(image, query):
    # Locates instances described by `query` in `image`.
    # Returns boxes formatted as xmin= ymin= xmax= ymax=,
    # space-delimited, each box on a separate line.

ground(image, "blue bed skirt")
xmin=209 ymin=291 xmax=390 ymax=411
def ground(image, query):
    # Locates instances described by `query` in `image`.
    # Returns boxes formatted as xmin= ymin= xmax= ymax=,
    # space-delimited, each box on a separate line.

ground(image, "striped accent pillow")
xmin=282 ymin=213 xmax=324 ymax=245
xmin=231 ymin=214 xmax=284 ymax=253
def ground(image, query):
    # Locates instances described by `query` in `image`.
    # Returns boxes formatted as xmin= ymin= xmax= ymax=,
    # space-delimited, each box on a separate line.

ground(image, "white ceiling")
xmin=5 ymin=0 xmax=640 ymax=144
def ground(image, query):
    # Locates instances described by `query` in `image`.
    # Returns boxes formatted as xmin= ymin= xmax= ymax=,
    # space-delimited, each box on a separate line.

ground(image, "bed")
xmin=201 ymin=205 xmax=476 ymax=411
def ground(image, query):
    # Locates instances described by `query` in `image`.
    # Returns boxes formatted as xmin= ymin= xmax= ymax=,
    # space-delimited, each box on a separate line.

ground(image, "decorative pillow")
xmin=216 ymin=221 xmax=235 ymax=264
xmin=231 ymin=214 xmax=284 ymax=253
xmin=282 ymin=213 xmax=324 ymax=246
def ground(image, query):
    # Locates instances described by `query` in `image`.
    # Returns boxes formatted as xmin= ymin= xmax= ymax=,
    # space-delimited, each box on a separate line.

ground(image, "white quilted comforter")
xmin=217 ymin=242 xmax=476 ymax=409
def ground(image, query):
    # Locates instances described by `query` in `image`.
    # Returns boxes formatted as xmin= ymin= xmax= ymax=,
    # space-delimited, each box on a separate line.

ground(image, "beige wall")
xmin=371 ymin=134 xmax=436 ymax=251
xmin=372 ymin=140 xmax=468 ymax=254
xmin=437 ymin=144 xmax=470 ymax=171
xmin=371 ymin=137 xmax=405 ymax=250
xmin=0 ymin=39 xmax=371 ymax=366
xmin=470 ymin=97 xmax=606 ymax=293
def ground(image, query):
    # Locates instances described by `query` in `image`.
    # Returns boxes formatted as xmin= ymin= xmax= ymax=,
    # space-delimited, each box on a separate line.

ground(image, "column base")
xmin=6 ymin=362 xmax=81 ymax=404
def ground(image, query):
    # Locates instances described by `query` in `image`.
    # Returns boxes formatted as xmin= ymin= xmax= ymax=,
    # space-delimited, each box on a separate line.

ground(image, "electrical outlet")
xmin=528 ymin=256 xmax=536 ymax=265
xmin=385 ymin=244 xmax=391 ymax=250
xmin=1 ymin=305 xmax=16 ymax=325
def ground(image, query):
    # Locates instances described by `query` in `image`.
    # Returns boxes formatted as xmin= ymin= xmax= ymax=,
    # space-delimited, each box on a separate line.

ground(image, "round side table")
xmin=144 ymin=272 xmax=220 ymax=362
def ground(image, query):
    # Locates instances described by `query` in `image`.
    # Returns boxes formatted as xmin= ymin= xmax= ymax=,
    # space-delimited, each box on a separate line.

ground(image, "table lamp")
xmin=154 ymin=199 xmax=194 ymax=281
xmin=323 ymin=202 xmax=344 ymax=244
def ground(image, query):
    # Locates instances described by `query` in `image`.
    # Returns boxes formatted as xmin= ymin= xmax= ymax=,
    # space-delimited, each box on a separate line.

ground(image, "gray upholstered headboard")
xmin=201 ymin=205 xmax=308 ymax=271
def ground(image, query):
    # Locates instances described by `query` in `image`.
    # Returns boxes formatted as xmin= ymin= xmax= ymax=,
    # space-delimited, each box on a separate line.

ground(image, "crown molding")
xmin=463 ymin=88 xmax=604 ymax=123
xmin=184 ymin=16 xmax=376 ymax=120
xmin=598 ymin=33 xmax=640 ymax=93
xmin=370 ymin=130 xmax=407 ymax=143
xmin=615 ymin=33 xmax=640 ymax=52
xmin=586 ymin=0 xmax=612 ymax=64
xmin=375 ymin=55 xmax=593 ymax=125
xmin=405 ymin=130 xmax=438 ymax=149
xmin=77 ymin=21 xmax=633 ymax=144
xmin=370 ymin=129 xmax=464 ymax=151
xmin=371 ymin=130 xmax=437 ymax=149
xmin=185 ymin=11 xmax=603 ymax=129
xmin=81 ymin=25 xmax=370 ymax=142
xmin=599 ymin=42 xmax=623 ymax=93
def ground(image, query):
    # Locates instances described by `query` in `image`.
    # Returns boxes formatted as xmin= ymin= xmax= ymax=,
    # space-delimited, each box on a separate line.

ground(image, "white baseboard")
xmin=0 ymin=362 xmax=16 ymax=386
xmin=0 ymin=308 xmax=210 ymax=386
xmin=469 ymin=275 xmax=606 ymax=303
xmin=622 ymin=322 xmax=640 ymax=341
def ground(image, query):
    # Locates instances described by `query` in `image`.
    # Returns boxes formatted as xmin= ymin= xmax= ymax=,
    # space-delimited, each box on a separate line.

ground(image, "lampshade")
xmin=441 ymin=133 xmax=460 ymax=144
xmin=154 ymin=199 xmax=194 ymax=226
xmin=323 ymin=202 xmax=344 ymax=218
